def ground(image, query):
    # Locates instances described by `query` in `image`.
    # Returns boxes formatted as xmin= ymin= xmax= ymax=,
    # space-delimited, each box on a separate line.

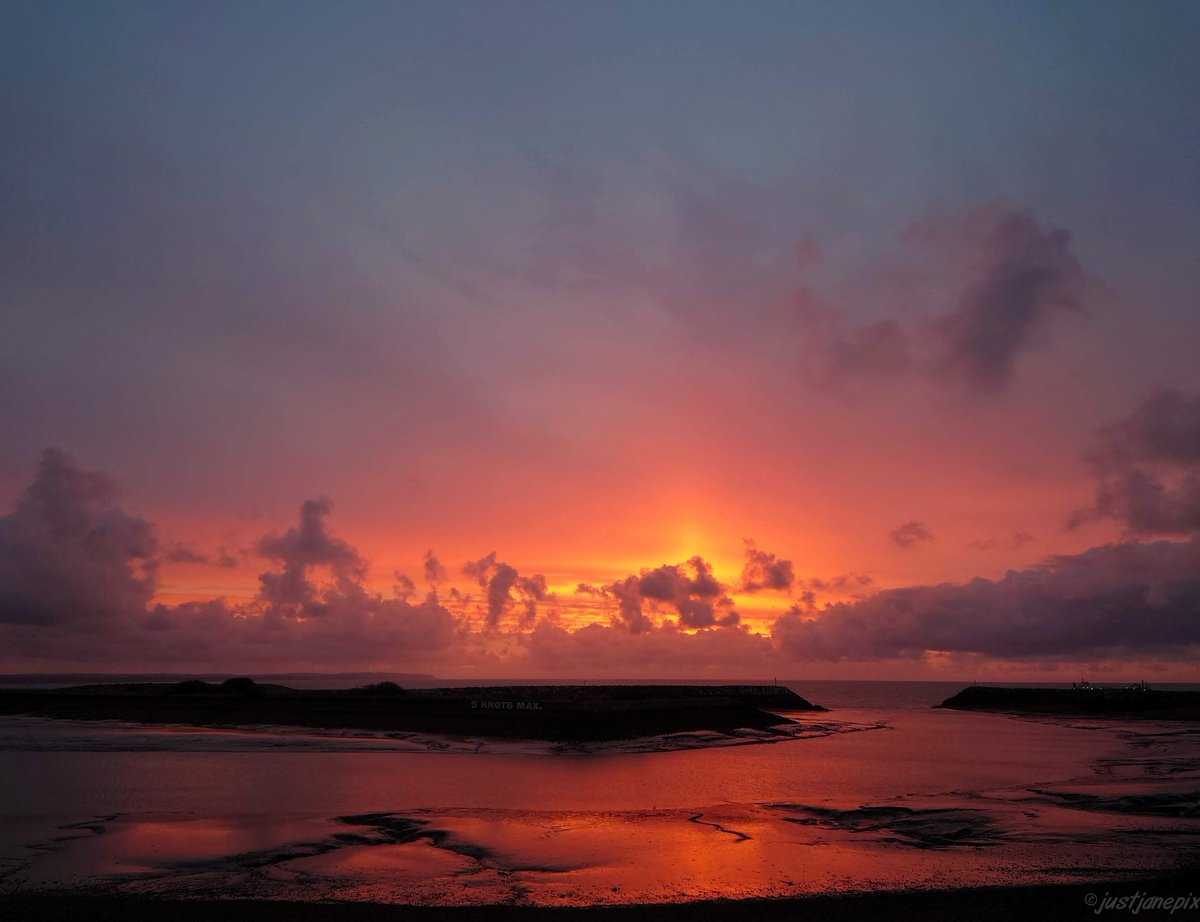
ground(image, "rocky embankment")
xmin=0 ymin=679 xmax=825 ymax=741
xmin=938 ymin=685 xmax=1200 ymax=720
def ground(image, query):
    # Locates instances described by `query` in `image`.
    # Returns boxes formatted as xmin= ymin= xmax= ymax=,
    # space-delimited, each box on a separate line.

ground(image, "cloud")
xmin=967 ymin=531 xmax=1035 ymax=551
xmin=794 ymin=289 xmax=913 ymax=390
xmin=0 ymin=448 xmax=157 ymax=626
xmin=423 ymin=550 xmax=447 ymax=585
xmin=604 ymin=575 xmax=656 ymax=634
xmin=165 ymin=542 xmax=243 ymax=568
xmin=889 ymin=521 xmax=934 ymax=549
xmin=773 ymin=538 xmax=1200 ymax=660
xmin=803 ymin=573 xmax=874 ymax=593
xmin=0 ymin=451 xmax=457 ymax=668
xmin=256 ymin=498 xmax=366 ymax=615
xmin=527 ymin=618 xmax=771 ymax=675
xmin=574 ymin=575 xmax=648 ymax=634
xmin=792 ymin=200 xmax=1083 ymax=397
xmin=583 ymin=556 xmax=739 ymax=631
xmin=462 ymin=552 xmax=551 ymax=628
xmin=4 ymin=448 xmax=1197 ymax=676
xmin=142 ymin=591 xmax=459 ymax=663
xmin=515 ymin=573 xmax=551 ymax=626
xmin=241 ymin=499 xmax=457 ymax=651
xmin=147 ymin=502 xmax=460 ymax=661
xmin=1072 ymin=389 xmax=1200 ymax=536
xmin=922 ymin=200 xmax=1085 ymax=393
xmin=393 ymin=572 xmax=417 ymax=602
xmin=165 ymin=543 xmax=208 ymax=564
xmin=740 ymin=539 xmax=794 ymax=593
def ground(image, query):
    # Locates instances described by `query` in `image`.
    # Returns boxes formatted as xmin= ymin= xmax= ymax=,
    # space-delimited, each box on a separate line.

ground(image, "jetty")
xmin=938 ymin=684 xmax=1200 ymax=720
xmin=0 ymin=679 xmax=825 ymax=741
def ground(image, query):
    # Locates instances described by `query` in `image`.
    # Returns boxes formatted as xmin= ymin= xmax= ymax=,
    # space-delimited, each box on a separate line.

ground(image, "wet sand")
xmin=5 ymin=866 xmax=1200 ymax=922
xmin=4 ymin=706 xmax=1199 ymax=916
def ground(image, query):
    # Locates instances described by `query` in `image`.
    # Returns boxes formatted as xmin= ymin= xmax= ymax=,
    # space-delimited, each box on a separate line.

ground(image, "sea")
xmin=1 ymin=678 xmax=1198 ymax=905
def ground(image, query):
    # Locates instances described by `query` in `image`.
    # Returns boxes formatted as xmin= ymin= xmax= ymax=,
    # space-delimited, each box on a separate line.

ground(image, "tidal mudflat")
xmin=2 ymin=695 xmax=1198 ymax=909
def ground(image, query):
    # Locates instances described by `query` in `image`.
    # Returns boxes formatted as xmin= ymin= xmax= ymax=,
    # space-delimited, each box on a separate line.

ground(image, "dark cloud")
xmin=793 ymin=200 xmax=1083 ymax=396
xmin=152 ymin=509 xmax=458 ymax=659
xmin=584 ymin=556 xmax=739 ymax=631
xmin=393 ymin=572 xmax=417 ymax=602
xmin=803 ymin=573 xmax=874 ymax=594
xmin=431 ymin=153 xmax=1082 ymax=405
xmin=774 ymin=539 xmax=1200 ymax=660
xmin=1072 ymin=389 xmax=1200 ymax=536
xmin=243 ymin=500 xmax=457 ymax=650
xmin=924 ymin=200 xmax=1084 ymax=393
xmin=740 ymin=539 xmax=794 ymax=593
xmin=142 ymin=589 xmax=459 ymax=662
xmin=791 ymin=573 xmax=875 ymax=615
xmin=600 ymin=575 xmax=655 ymax=634
xmin=462 ymin=552 xmax=550 ymax=628
xmin=967 ymin=532 xmax=1035 ymax=551
xmin=788 ymin=571 xmax=876 ymax=616
xmin=166 ymin=542 xmax=245 ymax=567
xmin=423 ymin=549 xmax=447 ymax=585
xmin=6 ymin=446 xmax=1197 ymax=675
xmin=257 ymin=498 xmax=366 ymax=615
xmin=890 ymin=521 xmax=934 ymax=549
xmin=795 ymin=289 xmax=913 ymax=390
xmin=1096 ymin=388 xmax=1200 ymax=465
xmin=0 ymin=451 xmax=457 ymax=667
xmin=165 ymin=543 xmax=208 ymax=564
xmin=515 ymin=573 xmax=551 ymax=627
xmin=463 ymin=552 xmax=517 ymax=628
xmin=0 ymin=448 xmax=156 ymax=626
xmin=639 ymin=557 xmax=738 ymax=629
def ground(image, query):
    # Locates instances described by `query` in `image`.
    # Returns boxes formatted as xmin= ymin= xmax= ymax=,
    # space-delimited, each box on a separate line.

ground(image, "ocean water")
xmin=1 ymin=680 xmax=1198 ymax=905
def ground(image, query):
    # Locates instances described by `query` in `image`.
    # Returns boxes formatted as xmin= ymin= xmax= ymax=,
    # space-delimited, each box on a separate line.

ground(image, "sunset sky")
xmin=2 ymin=1 xmax=1199 ymax=679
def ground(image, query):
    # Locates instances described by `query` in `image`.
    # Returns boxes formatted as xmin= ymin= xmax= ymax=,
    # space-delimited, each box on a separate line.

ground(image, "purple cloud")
xmin=1072 ymin=389 xmax=1200 ymax=536
xmin=583 ymin=556 xmax=739 ymax=632
xmin=890 ymin=521 xmax=935 ymax=549
xmin=774 ymin=539 xmax=1200 ymax=660
xmin=740 ymin=539 xmax=795 ymax=593
xmin=0 ymin=448 xmax=156 ymax=627
xmin=926 ymin=200 xmax=1085 ymax=393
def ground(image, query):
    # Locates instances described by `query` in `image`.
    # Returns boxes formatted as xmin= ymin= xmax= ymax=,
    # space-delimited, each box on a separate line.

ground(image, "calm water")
xmin=1 ymin=680 xmax=1198 ymax=905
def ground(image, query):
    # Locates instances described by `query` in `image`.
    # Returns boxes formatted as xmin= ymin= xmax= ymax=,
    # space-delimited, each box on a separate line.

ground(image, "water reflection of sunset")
xmin=6 ymin=705 xmax=1196 ymax=904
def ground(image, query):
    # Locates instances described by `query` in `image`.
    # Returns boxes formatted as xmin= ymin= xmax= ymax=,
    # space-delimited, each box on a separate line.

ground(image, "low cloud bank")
xmin=1 ymin=449 xmax=1197 ymax=673
xmin=0 ymin=449 xmax=457 ymax=669
xmin=775 ymin=539 xmax=1200 ymax=660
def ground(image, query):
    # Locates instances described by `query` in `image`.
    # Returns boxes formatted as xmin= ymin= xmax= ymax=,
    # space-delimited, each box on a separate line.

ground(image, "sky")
xmin=2 ymin=1 xmax=1199 ymax=680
